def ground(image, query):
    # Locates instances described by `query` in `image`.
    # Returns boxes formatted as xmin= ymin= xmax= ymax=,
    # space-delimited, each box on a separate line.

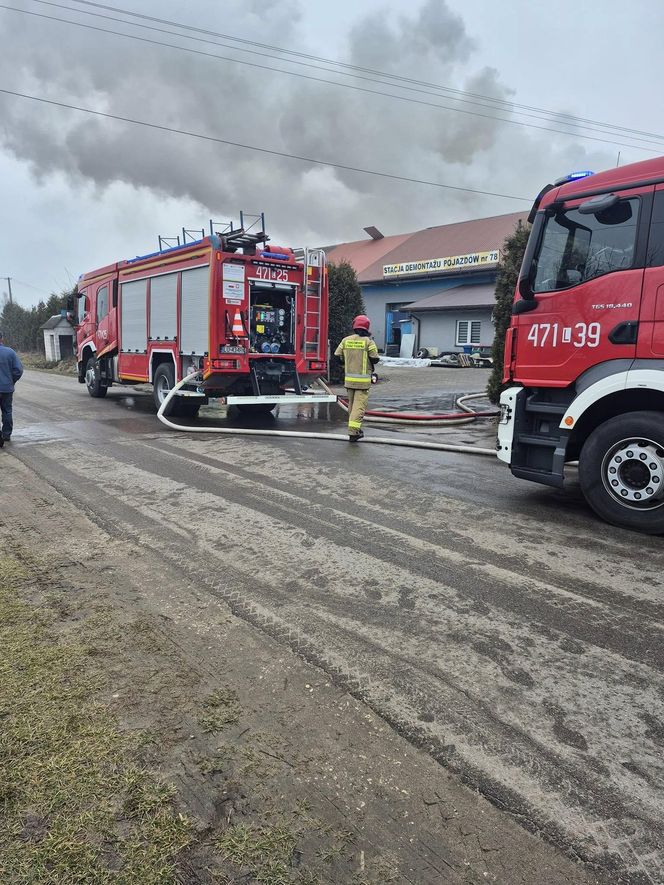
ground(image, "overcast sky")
xmin=1 ymin=0 xmax=663 ymax=308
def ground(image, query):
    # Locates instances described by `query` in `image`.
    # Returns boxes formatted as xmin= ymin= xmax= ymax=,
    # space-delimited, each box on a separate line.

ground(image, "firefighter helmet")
xmin=352 ymin=314 xmax=371 ymax=332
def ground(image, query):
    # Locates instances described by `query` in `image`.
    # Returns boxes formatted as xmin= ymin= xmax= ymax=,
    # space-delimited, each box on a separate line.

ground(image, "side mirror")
xmin=513 ymin=296 xmax=538 ymax=315
xmin=578 ymin=193 xmax=617 ymax=215
xmin=518 ymin=275 xmax=534 ymax=300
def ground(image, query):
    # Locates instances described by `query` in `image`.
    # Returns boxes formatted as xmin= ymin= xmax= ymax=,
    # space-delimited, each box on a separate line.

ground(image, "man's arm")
xmin=368 ymin=340 xmax=379 ymax=365
xmin=334 ymin=339 xmax=345 ymax=358
xmin=11 ymin=351 xmax=23 ymax=383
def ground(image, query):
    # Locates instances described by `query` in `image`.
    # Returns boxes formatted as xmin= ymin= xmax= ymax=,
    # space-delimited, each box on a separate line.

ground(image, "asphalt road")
xmin=7 ymin=370 xmax=664 ymax=884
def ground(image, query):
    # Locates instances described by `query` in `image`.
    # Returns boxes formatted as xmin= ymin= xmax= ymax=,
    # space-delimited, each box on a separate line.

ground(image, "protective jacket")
xmin=0 ymin=345 xmax=23 ymax=393
xmin=334 ymin=334 xmax=379 ymax=389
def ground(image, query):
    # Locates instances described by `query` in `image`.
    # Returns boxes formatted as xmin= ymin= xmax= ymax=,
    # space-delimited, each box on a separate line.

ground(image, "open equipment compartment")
xmin=248 ymin=282 xmax=296 ymax=355
xmin=246 ymin=280 xmax=300 ymax=396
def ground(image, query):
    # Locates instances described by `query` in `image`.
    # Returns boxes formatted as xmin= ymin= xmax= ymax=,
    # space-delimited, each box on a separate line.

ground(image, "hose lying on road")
xmin=316 ymin=379 xmax=498 ymax=427
xmin=156 ymin=372 xmax=497 ymax=457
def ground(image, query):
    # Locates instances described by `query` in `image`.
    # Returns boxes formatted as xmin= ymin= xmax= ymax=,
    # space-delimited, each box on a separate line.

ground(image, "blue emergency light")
xmin=553 ymin=170 xmax=595 ymax=186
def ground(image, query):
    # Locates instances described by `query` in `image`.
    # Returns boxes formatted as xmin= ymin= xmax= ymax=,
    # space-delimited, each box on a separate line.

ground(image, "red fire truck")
xmin=498 ymin=156 xmax=664 ymax=534
xmin=73 ymin=215 xmax=334 ymax=417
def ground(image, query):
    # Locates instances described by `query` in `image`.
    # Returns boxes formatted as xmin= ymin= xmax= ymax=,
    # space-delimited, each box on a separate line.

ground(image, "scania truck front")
xmin=498 ymin=156 xmax=664 ymax=533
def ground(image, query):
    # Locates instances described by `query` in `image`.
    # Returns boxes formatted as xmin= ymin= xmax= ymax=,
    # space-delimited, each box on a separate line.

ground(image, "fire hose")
xmin=316 ymin=379 xmax=498 ymax=427
xmin=157 ymin=372 xmax=498 ymax=458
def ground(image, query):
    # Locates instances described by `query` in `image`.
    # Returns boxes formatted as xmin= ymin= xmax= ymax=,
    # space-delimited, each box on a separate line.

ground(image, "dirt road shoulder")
xmin=0 ymin=455 xmax=604 ymax=884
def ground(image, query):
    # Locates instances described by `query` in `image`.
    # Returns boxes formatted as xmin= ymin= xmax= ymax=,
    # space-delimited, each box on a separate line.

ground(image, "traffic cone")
xmin=232 ymin=310 xmax=246 ymax=338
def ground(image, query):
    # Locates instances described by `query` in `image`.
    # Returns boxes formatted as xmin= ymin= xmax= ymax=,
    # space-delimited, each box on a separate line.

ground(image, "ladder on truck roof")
xmin=210 ymin=212 xmax=269 ymax=252
xmin=303 ymin=249 xmax=326 ymax=359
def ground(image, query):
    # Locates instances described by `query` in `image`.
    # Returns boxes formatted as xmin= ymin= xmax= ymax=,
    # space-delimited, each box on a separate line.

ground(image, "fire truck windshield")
xmin=531 ymin=197 xmax=639 ymax=293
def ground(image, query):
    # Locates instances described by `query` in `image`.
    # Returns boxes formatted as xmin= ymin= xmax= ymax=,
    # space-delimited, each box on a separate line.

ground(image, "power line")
xmin=26 ymin=0 xmax=662 ymax=146
xmin=0 ymin=87 xmax=532 ymax=201
xmin=12 ymin=277 xmax=53 ymax=296
xmin=59 ymin=0 xmax=664 ymax=147
xmin=23 ymin=0 xmax=664 ymax=150
xmin=4 ymin=2 xmax=662 ymax=153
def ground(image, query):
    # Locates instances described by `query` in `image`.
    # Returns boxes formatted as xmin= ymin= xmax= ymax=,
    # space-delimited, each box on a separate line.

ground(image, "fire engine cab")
xmin=73 ymin=214 xmax=335 ymax=417
xmin=498 ymin=156 xmax=664 ymax=534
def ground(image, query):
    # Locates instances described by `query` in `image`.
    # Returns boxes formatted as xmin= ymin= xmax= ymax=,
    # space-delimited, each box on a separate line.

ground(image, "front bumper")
xmin=496 ymin=386 xmax=522 ymax=464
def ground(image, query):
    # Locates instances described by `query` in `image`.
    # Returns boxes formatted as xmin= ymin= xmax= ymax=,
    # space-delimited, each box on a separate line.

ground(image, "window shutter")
xmin=470 ymin=321 xmax=481 ymax=345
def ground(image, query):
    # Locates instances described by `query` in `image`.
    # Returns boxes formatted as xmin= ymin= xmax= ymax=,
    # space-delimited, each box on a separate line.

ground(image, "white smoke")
xmin=0 ymin=0 xmax=617 ymax=253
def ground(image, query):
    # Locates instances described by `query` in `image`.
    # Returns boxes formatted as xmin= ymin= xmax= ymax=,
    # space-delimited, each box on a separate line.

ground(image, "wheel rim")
xmin=85 ymin=365 xmax=96 ymax=389
xmin=156 ymin=374 xmax=171 ymax=404
xmin=601 ymin=436 xmax=664 ymax=510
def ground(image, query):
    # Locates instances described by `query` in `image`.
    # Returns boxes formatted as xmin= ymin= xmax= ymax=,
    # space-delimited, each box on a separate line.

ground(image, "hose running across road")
xmin=157 ymin=372 xmax=498 ymax=457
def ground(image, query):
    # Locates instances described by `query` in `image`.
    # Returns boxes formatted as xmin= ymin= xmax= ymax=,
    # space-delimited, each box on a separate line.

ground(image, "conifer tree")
xmin=487 ymin=221 xmax=530 ymax=403
xmin=327 ymin=261 xmax=365 ymax=383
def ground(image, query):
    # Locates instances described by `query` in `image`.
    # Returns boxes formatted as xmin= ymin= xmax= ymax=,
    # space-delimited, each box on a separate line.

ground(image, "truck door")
xmin=94 ymin=282 xmax=112 ymax=352
xmin=76 ymin=288 xmax=91 ymax=343
xmin=638 ymin=185 xmax=664 ymax=359
xmin=514 ymin=187 xmax=651 ymax=387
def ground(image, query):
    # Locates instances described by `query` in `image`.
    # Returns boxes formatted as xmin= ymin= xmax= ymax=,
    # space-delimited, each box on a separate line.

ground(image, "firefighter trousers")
xmin=346 ymin=388 xmax=370 ymax=436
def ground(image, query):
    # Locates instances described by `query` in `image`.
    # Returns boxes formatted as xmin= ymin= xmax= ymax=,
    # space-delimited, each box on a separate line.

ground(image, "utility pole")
xmin=4 ymin=277 xmax=12 ymax=304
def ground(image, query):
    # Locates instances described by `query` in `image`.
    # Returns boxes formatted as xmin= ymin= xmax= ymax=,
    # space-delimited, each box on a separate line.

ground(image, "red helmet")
xmin=352 ymin=314 xmax=371 ymax=332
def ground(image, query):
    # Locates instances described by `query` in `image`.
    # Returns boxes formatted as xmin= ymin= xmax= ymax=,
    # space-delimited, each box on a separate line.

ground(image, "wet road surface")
xmin=7 ymin=370 xmax=664 ymax=884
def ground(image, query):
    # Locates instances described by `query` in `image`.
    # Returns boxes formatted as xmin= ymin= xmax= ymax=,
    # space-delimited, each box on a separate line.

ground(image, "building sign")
xmin=383 ymin=250 xmax=500 ymax=278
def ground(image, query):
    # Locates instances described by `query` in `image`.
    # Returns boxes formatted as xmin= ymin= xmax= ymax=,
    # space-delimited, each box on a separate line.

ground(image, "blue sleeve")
xmin=12 ymin=351 xmax=23 ymax=382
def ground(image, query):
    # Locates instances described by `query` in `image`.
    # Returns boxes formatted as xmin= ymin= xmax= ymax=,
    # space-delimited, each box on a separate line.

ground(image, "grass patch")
xmin=18 ymin=351 xmax=77 ymax=375
xmin=216 ymin=822 xmax=303 ymax=885
xmin=0 ymin=553 xmax=192 ymax=884
xmin=199 ymin=688 xmax=242 ymax=733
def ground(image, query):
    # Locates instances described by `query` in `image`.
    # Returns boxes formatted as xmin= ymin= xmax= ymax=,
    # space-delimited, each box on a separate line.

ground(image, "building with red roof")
xmin=326 ymin=211 xmax=527 ymax=354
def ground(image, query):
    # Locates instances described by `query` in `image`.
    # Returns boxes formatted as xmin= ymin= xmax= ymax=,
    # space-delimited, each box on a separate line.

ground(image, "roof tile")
xmin=326 ymin=211 xmax=527 ymax=282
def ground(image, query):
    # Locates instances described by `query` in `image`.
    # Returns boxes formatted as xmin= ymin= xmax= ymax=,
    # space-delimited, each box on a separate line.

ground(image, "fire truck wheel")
xmin=578 ymin=411 xmax=664 ymax=534
xmin=153 ymin=363 xmax=200 ymax=418
xmin=153 ymin=363 xmax=177 ymax=413
xmin=85 ymin=357 xmax=108 ymax=398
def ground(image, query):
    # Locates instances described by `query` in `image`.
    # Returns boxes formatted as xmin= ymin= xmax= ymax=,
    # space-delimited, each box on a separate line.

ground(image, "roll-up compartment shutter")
xmin=121 ymin=279 xmax=147 ymax=352
xmin=149 ymin=272 xmax=178 ymax=340
xmin=180 ymin=265 xmax=210 ymax=355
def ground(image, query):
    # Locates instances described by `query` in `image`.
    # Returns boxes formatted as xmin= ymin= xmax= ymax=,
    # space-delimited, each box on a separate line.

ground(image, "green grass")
xmin=0 ymin=554 xmax=192 ymax=884
xmin=216 ymin=823 xmax=303 ymax=885
xmin=199 ymin=688 xmax=242 ymax=733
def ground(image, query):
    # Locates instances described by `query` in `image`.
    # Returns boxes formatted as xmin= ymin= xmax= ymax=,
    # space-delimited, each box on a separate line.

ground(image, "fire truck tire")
xmin=153 ymin=363 xmax=200 ymax=418
xmin=85 ymin=357 xmax=108 ymax=398
xmin=578 ymin=411 xmax=664 ymax=534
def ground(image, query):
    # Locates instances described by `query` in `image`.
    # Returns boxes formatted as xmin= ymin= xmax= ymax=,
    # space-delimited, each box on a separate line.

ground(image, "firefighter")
xmin=334 ymin=315 xmax=379 ymax=442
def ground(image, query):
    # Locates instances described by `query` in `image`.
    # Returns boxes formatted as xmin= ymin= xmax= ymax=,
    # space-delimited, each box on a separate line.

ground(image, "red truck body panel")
xmin=75 ymin=235 xmax=328 ymax=393
xmin=505 ymin=156 xmax=664 ymax=387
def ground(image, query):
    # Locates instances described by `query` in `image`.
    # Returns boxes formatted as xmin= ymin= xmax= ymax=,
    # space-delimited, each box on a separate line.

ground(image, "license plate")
xmin=220 ymin=345 xmax=246 ymax=355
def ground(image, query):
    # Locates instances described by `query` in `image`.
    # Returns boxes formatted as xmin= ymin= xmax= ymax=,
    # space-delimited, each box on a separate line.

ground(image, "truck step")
xmin=524 ymin=400 xmax=567 ymax=415
xmin=511 ymin=465 xmax=565 ymax=489
xmin=515 ymin=433 xmax=563 ymax=448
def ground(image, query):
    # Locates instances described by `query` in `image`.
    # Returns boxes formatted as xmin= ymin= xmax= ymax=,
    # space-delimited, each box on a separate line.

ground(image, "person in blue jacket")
xmin=0 ymin=330 xmax=23 ymax=447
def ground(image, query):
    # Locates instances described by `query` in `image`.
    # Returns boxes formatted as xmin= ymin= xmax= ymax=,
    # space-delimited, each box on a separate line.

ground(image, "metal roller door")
xmin=149 ymin=272 xmax=177 ymax=340
xmin=180 ymin=265 xmax=210 ymax=355
xmin=121 ymin=279 xmax=147 ymax=352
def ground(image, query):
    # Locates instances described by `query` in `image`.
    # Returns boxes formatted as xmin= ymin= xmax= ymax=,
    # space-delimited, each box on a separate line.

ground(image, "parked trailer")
xmin=498 ymin=156 xmax=664 ymax=533
xmin=72 ymin=216 xmax=335 ymax=416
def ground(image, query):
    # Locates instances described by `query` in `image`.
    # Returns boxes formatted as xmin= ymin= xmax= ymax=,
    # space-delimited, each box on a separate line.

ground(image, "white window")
xmin=456 ymin=320 xmax=481 ymax=346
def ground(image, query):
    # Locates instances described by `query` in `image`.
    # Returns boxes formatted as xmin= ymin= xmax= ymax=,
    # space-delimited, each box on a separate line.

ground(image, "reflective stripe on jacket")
xmin=334 ymin=334 xmax=379 ymax=390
